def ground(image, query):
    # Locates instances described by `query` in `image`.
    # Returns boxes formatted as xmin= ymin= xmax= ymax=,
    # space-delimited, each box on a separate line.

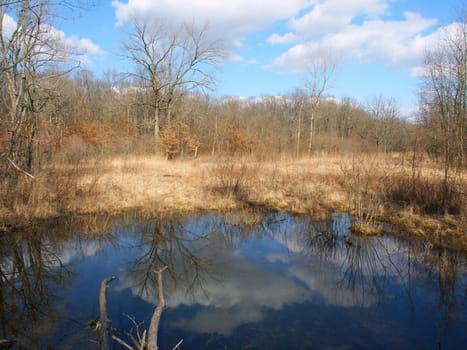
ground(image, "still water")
xmin=1 ymin=211 xmax=466 ymax=349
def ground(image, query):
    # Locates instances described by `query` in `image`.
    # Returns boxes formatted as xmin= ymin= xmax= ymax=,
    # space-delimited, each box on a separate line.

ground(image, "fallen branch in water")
xmin=95 ymin=267 xmax=182 ymax=350
xmin=98 ymin=276 xmax=116 ymax=350
xmin=147 ymin=266 xmax=168 ymax=350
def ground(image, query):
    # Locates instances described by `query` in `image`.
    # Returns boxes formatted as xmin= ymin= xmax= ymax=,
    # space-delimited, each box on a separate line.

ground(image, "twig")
xmin=111 ymin=335 xmax=135 ymax=350
xmin=122 ymin=314 xmax=145 ymax=348
xmin=140 ymin=330 xmax=147 ymax=350
xmin=7 ymin=158 xmax=34 ymax=179
xmin=171 ymin=339 xmax=184 ymax=350
xmin=110 ymin=327 xmax=140 ymax=350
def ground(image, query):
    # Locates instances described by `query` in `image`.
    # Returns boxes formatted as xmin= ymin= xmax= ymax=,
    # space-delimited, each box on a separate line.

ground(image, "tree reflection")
xmin=0 ymin=228 xmax=72 ymax=348
xmin=296 ymin=213 xmax=466 ymax=317
xmin=1 ymin=211 xmax=465 ymax=348
xmin=0 ymin=214 xmax=120 ymax=348
xmin=120 ymin=212 xmax=220 ymax=301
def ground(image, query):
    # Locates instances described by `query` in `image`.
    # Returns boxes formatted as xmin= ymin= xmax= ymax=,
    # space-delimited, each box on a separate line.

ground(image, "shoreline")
xmin=1 ymin=154 xmax=465 ymax=251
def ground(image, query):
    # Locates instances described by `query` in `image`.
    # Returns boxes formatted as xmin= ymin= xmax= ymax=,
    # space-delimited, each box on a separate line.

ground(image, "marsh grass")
xmin=384 ymin=173 xmax=465 ymax=216
xmin=1 ymin=153 xmax=465 ymax=250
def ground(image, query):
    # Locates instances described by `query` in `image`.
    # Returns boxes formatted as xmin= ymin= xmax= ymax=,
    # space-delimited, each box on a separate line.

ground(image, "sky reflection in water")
xmin=1 ymin=211 xmax=466 ymax=349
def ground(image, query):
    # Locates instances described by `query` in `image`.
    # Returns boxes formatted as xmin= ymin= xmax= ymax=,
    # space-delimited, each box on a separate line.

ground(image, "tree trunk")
xmin=296 ymin=102 xmax=302 ymax=158
xmin=154 ymin=107 xmax=160 ymax=143
xmin=308 ymin=109 xmax=314 ymax=156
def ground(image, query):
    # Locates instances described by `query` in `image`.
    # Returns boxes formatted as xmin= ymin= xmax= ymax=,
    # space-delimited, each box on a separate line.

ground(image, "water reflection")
xmin=117 ymin=213 xmax=219 ymax=301
xmin=0 ymin=212 xmax=466 ymax=349
xmin=0 ymin=216 xmax=120 ymax=348
xmin=0 ymin=224 xmax=73 ymax=348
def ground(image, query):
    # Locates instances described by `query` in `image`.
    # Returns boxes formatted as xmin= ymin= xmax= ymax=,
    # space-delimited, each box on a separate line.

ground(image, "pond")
xmin=1 ymin=211 xmax=466 ymax=349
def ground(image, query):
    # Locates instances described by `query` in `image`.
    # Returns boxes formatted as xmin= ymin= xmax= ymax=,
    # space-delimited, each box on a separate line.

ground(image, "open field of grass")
xmin=1 ymin=153 xmax=466 ymax=250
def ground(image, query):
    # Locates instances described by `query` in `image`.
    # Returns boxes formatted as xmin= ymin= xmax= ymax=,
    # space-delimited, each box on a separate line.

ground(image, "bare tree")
xmin=417 ymin=10 xmax=467 ymax=215
xmin=122 ymin=18 xmax=222 ymax=144
xmin=0 ymin=0 xmax=87 ymax=181
xmin=303 ymin=60 xmax=334 ymax=156
xmin=419 ymin=12 xmax=467 ymax=178
xmin=291 ymin=89 xmax=306 ymax=157
xmin=365 ymin=95 xmax=400 ymax=153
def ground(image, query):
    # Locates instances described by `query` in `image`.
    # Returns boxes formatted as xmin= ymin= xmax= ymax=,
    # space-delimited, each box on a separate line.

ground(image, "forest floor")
xmin=1 ymin=153 xmax=466 ymax=251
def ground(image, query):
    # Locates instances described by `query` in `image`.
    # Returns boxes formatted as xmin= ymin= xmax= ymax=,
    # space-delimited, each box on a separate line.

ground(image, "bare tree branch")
xmin=121 ymin=17 xmax=222 ymax=142
xmin=111 ymin=335 xmax=135 ymax=350
xmin=303 ymin=60 xmax=335 ymax=156
xmin=7 ymin=158 xmax=35 ymax=178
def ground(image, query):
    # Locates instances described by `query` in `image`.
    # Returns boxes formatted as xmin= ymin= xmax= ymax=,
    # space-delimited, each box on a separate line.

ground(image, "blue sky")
xmin=54 ymin=0 xmax=463 ymax=116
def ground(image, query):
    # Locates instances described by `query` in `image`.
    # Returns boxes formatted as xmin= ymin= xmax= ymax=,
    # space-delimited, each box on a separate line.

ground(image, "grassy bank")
xmin=1 ymin=154 xmax=466 ymax=250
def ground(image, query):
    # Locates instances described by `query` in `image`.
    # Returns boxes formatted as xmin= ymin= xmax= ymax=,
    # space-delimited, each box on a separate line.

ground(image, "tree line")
xmin=1 ymin=1 xmax=466 ymax=197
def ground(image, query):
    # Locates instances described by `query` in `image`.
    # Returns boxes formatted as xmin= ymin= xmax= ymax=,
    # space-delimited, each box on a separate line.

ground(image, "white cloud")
xmin=49 ymin=28 xmax=106 ymax=66
xmin=111 ymin=0 xmax=449 ymax=73
xmin=1 ymin=13 xmax=104 ymax=67
xmin=267 ymin=32 xmax=297 ymax=44
xmin=274 ymin=9 xmax=439 ymax=72
xmin=111 ymin=0 xmax=312 ymax=46
xmin=69 ymin=37 xmax=105 ymax=56
xmin=289 ymin=0 xmax=389 ymax=37
xmin=1 ymin=13 xmax=16 ymax=39
xmin=227 ymin=53 xmax=244 ymax=62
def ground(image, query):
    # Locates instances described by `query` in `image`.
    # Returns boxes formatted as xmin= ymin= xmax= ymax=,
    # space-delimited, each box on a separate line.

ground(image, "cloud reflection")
xmin=119 ymin=249 xmax=310 ymax=335
xmin=116 ymin=213 xmax=406 ymax=335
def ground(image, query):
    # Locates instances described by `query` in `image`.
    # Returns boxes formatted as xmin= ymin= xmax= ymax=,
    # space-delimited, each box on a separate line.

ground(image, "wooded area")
xmin=0 ymin=1 xmax=466 ymax=227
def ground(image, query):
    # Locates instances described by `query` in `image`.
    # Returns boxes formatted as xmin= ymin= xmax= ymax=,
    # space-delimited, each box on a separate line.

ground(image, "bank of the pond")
xmin=1 ymin=155 xmax=466 ymax=250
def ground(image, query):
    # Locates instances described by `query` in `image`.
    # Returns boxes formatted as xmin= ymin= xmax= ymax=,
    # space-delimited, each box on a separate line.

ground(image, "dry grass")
xmin=1 ymin=153 xmax=466 ymax=250
xmin=77 ymin=154 xmax=348 ymax=216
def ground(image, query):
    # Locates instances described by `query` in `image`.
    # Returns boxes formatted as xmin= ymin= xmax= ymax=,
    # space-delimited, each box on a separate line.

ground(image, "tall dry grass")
xmin=1 ymin=153 xmax=465 ymax=249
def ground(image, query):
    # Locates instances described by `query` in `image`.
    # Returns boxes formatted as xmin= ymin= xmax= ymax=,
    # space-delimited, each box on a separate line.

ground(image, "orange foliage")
xmin=78 ymin=120 xmax=115 ymax=146
xmin=158 ymin=122 xmax=202 ymax=159
xmin=185 ymin=135 xmax=201 ymax=158
xmin=225 ymin=125 xmax=259 ymax=155
xmin=158 ymin=124 xmax=179 ymax=159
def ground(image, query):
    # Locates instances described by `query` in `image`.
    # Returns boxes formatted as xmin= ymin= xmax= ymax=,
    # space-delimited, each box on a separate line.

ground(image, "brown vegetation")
xmin=1 ymin=153 xmax=464 ymax=250
xmin=1 ymin=2 xmax=466 ymax=252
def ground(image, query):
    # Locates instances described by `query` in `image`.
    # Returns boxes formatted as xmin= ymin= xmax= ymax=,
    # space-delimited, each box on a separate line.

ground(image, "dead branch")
xmin=123 ymin=314 xmax=146 ymax=348
xmin=94 ymin=268 xmax=181 ymax=350
xmin=140 ymin=330 xmax=147 ymax=350
xmin=111 ymin=335 xmax=134 ymax=350
xmin=171 ymin=339 xmax=183 ymax=350
xmin=99 ymin=276 xmax=116 ymax=350
xmin=7 ymin=158 xmax=35 ymax=179
xmin=147 ymin=266 xmax=168 ymax=350
xmin=109 ymin=327 xmax=141 ymax=350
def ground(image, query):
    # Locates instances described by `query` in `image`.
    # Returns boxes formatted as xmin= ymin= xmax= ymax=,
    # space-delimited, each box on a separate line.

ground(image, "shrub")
xmin=210 ymin=158 xmax=257 ymax=201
